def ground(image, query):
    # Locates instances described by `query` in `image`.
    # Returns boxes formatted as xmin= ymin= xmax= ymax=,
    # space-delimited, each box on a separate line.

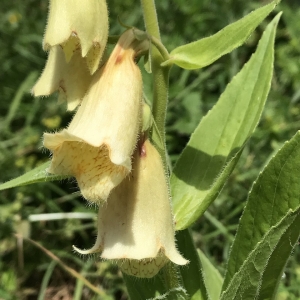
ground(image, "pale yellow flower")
xmin=32 ymin=0 xmax=109 ymax=110
xmin=74 ymin=139 xmax=188 ymax=278
xmin=32 ymin=46 xmax=92 ymax=111
xmin=43 ymin=0 xmax=109 ymax=74
xmin=44 ymin=30 xmax=145 ymax=204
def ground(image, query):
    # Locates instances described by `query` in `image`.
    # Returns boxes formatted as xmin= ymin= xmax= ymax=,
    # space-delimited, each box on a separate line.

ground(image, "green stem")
xmin=161 ymin=263 xmax=186 ymax=299
xmin=140 ymin=0 xmax=184 ymax=297
xmin=150 ymin=35 xmax=170 ymax=61
xmin=140 ymin=0 xmax=170 ymax=167
xmin=140 ymin=0 xmax=160 ymax=39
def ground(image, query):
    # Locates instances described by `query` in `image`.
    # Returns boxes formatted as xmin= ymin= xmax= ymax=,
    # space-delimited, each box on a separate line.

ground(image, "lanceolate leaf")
xmin=176 ymin=229 xmax=208 ymax=300
xmin=221 ymin=211 xmax=300 ymax=300
xmin=161 ymin=0 xmax=279 ymax=69
xmin=198 ymin=249 xmax=223 ymax=300
xmin=222 ymin=130 xmax=300 ymax=298
xmin=0 ymin=162 xmax=68 ymax=191
xmin=171 ymin=14 xmax=281 ymax=230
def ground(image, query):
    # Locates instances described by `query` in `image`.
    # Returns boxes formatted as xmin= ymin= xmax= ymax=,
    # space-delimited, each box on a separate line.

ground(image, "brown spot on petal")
xmin=138 ymin=134 xmax=147 ymax=158
xmin=115 ymin=54 xmax=123 ymax=64
xmin=49 ymin=141 xmax=128 ymax=203
xmin=59 ymin=80 xmax=66 ymax=94
xmin=116 ymin=254 xmax=168 ymax=278
xmin=140 ymin=144 xmax=146 ymax=157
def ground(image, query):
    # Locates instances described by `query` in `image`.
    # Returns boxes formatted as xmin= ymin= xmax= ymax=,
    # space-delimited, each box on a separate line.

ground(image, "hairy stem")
xmin=140 ymin=0 xmax=184 ymax=297
xmin=140 ymin=0 xmax=160 ymax=39
xmin=140 ymin=0 xmax=170 ymax=167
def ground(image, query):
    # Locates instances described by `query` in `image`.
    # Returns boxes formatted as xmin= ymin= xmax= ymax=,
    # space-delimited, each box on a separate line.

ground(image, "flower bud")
xmin=142 ymin=102 xmax=153 ymax=132
xmin=44 ymin=30 xmax=144 ymax=203
xmin=32 ymin=46 xmax=92 ymax=111
xmin=43 ymin=0 xmax=109 ymax=74
xmin=74 ymin=139 xmax=188 ymax=278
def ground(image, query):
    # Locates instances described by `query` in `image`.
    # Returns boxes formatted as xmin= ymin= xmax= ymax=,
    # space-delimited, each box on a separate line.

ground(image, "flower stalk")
xmin=140 ymin=0 xmax=171 ymax=168
xmin=140 ymin=0 xmax=185 ymax=289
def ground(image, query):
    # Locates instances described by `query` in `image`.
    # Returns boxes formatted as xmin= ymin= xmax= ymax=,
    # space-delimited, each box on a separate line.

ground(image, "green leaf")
xmin=221 ymin=212 xmax=300 ymax=300
xmin=123 ymin=262 xmax=188 ymax=300
xmin=171 ymin=14 xmax=280 ymax=230
xmin=0 ymin=162 xmax=68 ymax=191
xmin=123 ymin=273 xmax=165 ymax=300
xmin=198 ymin=249 xmax=223 ymax=300
xmin=123 ymin=269 xmax=188 ymax=300
xmin=176 ymin=229 xmax=208 ymax=300
xmin=222 ymin=130 xmax=300 ymax=298
xmin=162 ymin=0 xmax=279 ymax=69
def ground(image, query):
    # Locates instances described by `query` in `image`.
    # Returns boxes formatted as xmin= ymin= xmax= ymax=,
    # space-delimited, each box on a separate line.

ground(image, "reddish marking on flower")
xmin=140 ymin=143 xmax=146 ymax=157
xmin=115 ymin=54 xmax=123 ymax=64
xmin=71 ymin=30 xmax=78 ymax=37
xmin=75 ymin=164 xmax=86 ymax=176
xmin=59 ymin=80 xmax=66 ymax=94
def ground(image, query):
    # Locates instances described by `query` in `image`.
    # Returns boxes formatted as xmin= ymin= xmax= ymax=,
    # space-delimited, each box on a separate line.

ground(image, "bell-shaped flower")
xmin=32 ymin=46 xmax=92 ymax=111
xmin=43 ymin=0 xmax=109 ymax=74
xmin=43 ymin=30 xmax=145 ymax=204
xmin=32 ymin=0 xmax=109 ymax=109
xmin=74 ymin=139 xmax=188 ymax=278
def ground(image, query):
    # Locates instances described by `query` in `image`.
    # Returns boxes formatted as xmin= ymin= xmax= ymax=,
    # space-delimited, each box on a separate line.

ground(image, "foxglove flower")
xmin=44 ymin=30 xmax=146 ymax=204
xmin=32 ymin=46 xmax=92 ymax=111
xmin=32 ymin=0 xmax=109 ymax=109
xmin=43 ymin=0 xmax=109 ymax=74
xmin=74 ymin=139 xmax=188 ymax=278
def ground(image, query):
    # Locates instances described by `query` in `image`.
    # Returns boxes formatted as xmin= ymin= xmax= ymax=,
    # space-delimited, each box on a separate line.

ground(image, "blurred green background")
xmin=1 ymin=0 xmax=300 ymax=299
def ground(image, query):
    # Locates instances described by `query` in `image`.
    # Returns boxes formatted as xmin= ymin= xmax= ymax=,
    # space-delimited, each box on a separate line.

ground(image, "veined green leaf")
xmin=221 ymin=212 xmax=300 ymax=299
xmin=222 ymin=130 xmax=300 ymax=298
xmin=176 ymin=229 xmax=208 ymax=300
xmin=0 ymin=161 xmax=68 ymax=191
xmin=198 ymin=249 xmax=223 ymax=300
xmin=162 ymin=0 xmax=279 ymax=69
xmin=171 ymin=14 xmax=280 ymax=230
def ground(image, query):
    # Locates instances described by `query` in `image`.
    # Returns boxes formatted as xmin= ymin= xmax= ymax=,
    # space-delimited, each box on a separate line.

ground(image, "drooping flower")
xmin=44 ymin=30 xmax=147 ymax=204
xmin=74 ymin=139 xmax=188 ymax=278
xmin=43 ymin=0 xmax=109 ymax=74
xmin=32 ymin=46 xmax=92 ymax=111
xmin=32 ymin=0 xmax=109 ymax=110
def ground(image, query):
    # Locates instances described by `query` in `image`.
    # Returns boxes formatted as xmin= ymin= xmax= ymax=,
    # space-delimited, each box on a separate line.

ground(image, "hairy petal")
xmin=74 ymin=139 xmax=188 ymax=277
xmin=44 ymin=0 xmax=109 ymax=73
xmin=32 ymin=47 xmax=92 ymax=111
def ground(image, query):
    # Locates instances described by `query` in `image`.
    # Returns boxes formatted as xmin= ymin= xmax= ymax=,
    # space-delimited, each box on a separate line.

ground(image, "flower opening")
xmin=74 ymin=139 xmax=188 ymax=277
xmin=44 ymin=30 xmax=145 ymax=203
xmin=43 ymin=0 xmax=109 ymax=74
xmin=32 ymin=46 xmax=92 ymax=111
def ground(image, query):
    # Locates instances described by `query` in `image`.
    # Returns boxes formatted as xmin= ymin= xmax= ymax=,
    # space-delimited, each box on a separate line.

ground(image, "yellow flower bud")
xmin=74 ymin=139 xmax=188 ymax=278
xmin=43 ymin=0 xmax=109 ymax=74
xmin=32 ymin=46 xmax=92 ymax=111
xmin=44 ymin=30 xmax=144 ymax=204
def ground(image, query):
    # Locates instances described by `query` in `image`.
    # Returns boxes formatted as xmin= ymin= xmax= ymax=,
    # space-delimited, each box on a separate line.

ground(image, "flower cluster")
xmin=34 ymin=0 xmax=187 ymax=278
